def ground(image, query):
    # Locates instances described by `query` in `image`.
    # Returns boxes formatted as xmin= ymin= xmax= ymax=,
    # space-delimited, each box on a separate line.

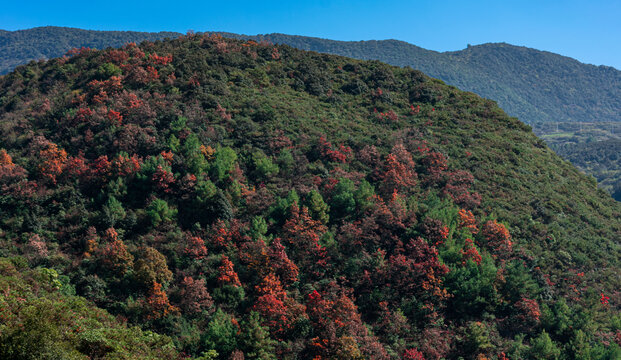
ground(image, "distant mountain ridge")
xmin=1 ymin=27 xmax=620 ymax=125
xmin=230 ymin=33 xmax=621 ymax=125
xmin=0 ymin=26 xmax=180 ymax=75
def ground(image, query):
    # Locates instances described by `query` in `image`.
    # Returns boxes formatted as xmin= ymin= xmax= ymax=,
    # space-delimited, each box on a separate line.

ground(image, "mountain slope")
xmin=0 ymin=26 xmax=180 ymax=75
xmin=2 ymin=27 xmax=620 ymax=126
xmin=236 ymin=33 xmax=621 ymax=124
xmin=0 ymin=34 xmax=619 ymax=359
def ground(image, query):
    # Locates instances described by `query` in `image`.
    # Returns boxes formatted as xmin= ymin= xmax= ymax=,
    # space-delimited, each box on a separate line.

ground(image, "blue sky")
xmin=2 ymin=0 xmax=620 ymax=69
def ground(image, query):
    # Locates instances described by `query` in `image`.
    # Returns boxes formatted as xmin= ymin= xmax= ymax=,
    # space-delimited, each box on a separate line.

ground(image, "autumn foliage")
xmin=218 ymin=255 xmax=242 ymax=287
xmin=0 ymin=34 xmax=615 ymax=360
xmin=480 ymin=220 xmax=513 ymax=257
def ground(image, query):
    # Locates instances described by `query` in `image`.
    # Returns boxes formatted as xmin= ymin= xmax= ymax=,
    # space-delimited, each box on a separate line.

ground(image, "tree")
xmin=330 ymin=178 xmax=357 ymax=220
xmin=218 ymin=255 xmax=241 ymax=287
xmin=251 ymin=151 xmax=279 ymax=180
xmin=96 ymin=228 xmax=134 ymax=277
xmin=420 ymin=151 xmax=447 ymax=185
xmin=143 ymin=281 xmax=178 ymax=320
xmin=458 ymin=209 xmax=478 ymax=234
xmin=102 ymin=195 xmax=126 ymax=227
xmin=461 ymin=238 xmax=482 ymax=266
xmin=203 ymin=309 xmax=239 ymax=357
xmin=529 ymin=331 xmax=561 ymax=360
xmin=480 ymin=220 xmax=512 ymax=258
xmin=151 ymin=165 xmax=175 ymax=193
xmin=379 ymin=144 xmax=417 ymax=197
xmin=305 ymin=288 xmax=388 ymax=359
xmin=281 ymin=203 xmax=327 ymax=273
xmin=210 ymin=146 xmax=238 ymax=182
xmin=512 ymin=297 xmax=541 ymax=332
xmin=268 ymin=238 xmax=299 ymax=285
xmin=177 ymin=276 xmax=214 ymax=315
xmin=37 ymin=141 xmax=67 ymax=184
xmin=305 ymin=189 xmax=330 ymax=224
xmin=146 ymin=198 xmax=177 ymax=227
xmin=252 ymin=273 xmax=303 ymax=339
xmin=134 ymin=247 xmax=173 ymax=287
xmin=419 ymin=217 xmax=450 ymax=246
xmin=442 ymin=170 xmax=481 ymax=209
xmin=184 ymin=235 xmax=208 ymax=260
xmin=445 ymin=255 xmax=497 ymax=318
xmin=319 ymin=136 xmax=351 ymax=163
xmin=403 ymin=348 xmax=426 ymax=360
xmin=463 ymin=321 xmax=493 ymax=356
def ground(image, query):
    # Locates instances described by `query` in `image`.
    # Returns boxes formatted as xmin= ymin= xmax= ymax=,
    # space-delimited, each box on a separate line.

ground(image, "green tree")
xmin=239 ymin=312 xmax=277 ymax=360
xmin=202 ymin=309 xmax=238 ymax=357
xmin=252 ymin=151 xmax=279 ymax=180
xmin=210 ymin=147 xmax=238 ymax=182
xmin=330 ymin=178 xmax=356 ymax=220
xmin=146 ymin=198 xmax=177 ymax=227
xmin=306 ymin=189 xmax=330 ymax=224
xmin=530 ymin=331 xmax=561 ymax=360
xmin=102 ymin=195 xmax=126 ymax=227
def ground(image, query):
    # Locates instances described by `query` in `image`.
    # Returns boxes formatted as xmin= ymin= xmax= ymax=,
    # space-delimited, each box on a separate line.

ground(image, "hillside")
xmin=3 ymin=27 xmax=620 ymax=126
xmin=550 ymin=135 xmax=621 ymax=201
xmin=235 ymin=33 xmax=621 ymax=125
xmin=0 ymin=26 xmax=180 ymax=75
xmin=0 ymin=34 xmax=619 ymax=359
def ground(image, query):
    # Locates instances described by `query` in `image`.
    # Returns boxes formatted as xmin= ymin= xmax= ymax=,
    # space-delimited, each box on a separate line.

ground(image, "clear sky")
xmin=2 ymin=0 xmax=620 ymax=69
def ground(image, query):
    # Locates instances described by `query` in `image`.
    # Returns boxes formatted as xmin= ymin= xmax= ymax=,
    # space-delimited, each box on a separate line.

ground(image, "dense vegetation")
xmin=0 ymin=26 xmax=180 ymax=75
xmin=3 ymin=27 xmax=620 ymax=125
xmin=0 ymin=34 xmax=619 ymax=359
xmin=5 ymin=27 xmax=620 ymax=201
xmin=549 ymin=137 xmax=621 ymax=201
xmin=233 ymin=34 xmax=621 ymax=125
xmin=0 ymin=258 xmax=180 ymax=359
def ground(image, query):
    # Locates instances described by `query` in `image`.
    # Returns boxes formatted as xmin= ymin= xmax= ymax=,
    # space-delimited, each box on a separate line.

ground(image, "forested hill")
xmin=230 ymin=33 xmax=621 ymax=125
xmin=3 ymin=27 xmax=621 ymax=125
xmin=0 ymin=34 xmax=619 ymax=359
xmin=0 ymin=26 xmax=180 ymax=75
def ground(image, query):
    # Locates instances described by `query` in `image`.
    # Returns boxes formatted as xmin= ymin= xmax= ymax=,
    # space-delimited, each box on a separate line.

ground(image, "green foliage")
xmin=444 ymin=255 xmax=497 ymax=318
xmin=0 ymin=26 xmax=180 ymax=75
xmin=239 ymin=312 xmax=277 ymax=360
xmin=240 ymin=34 xmax=621 ymax=125
xmin=250 ymin=216 xmax=269 ymax=240
xmin=269 ymin=189 xmax=300 ymax=225
xmin=551 ymin=136 xmax=621 ymax=200
xmin=306 ymin=189 xmax=330 ymax=224
xmin=202 ymin=309 xmax=238 ymax=357
xmin=330 ymin=178 xmax=357 ymax=220
xmin=211 ymin=285 xmax=245 ymax=310
xmin=541 ymin=299 xmax=574 ymax=340
xmin=0 ymin=257 xmax=180 ymax=359
xmin=97 ymin=63 xmax=122 ymax=79
xmin=102 ymin=195 xmax=126 ymax=227
xmin=530 ymin=330 xmax=561 ymax=360
xmin=210 ymin=147 xmax=238 ymax=183
xmin=183 ymin=133 xmax=210 ymax=175
xmin=146 ymin=198 xmax=177 ymax=227
xmin=251 ymin=151 xmax=279 ymax=180
xmin=353 ymin=180 xmax=375 ymax=213
xmin=463 ymin=321 xmax=493 ymax=356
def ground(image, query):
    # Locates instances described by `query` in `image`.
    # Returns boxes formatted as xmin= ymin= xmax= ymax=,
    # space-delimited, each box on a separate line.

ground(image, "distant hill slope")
xmin=233 ymin=34 xmax=621 ymax=125
xmin=2 ymin=27 xmax=620 ymax=125
xmin=0 ymin=26 xmax=181 ymax=75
